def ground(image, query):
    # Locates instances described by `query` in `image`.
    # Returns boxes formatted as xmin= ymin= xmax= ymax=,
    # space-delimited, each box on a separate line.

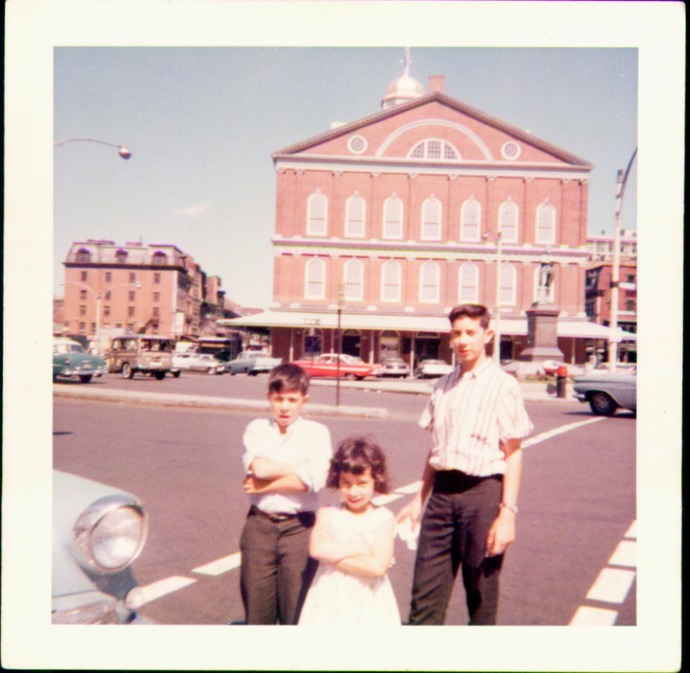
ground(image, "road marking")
xmin=394 ymin=481 xmax=423 ymax=494
xmin=608 ymin=540 xmax=636 ymax=568
xmin=569 ymin=606 xmax=619 ymax=626
xmin=138 ymin=576 xmax=197 ymax=604
xmin=522 ymin=417 xmax=606 ymax=448
xmin=372 ymin=493 xmax=404 ymax=506
xmin=586 ymin=567 xmax=636 ymax=604
xmin=624 ymin=520 xmax=637 ymax=538
xmin=193 ymin=552 xmax=242 ymax=576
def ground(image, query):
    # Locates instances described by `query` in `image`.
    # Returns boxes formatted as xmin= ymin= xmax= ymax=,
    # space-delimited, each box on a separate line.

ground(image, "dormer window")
xmin=75 ymin=248 xmax=92 ymax=264
xmin=152 ymin=251 xmax=168 ymax=265
xmin=115 ymin=249 xmax=128 ymax=263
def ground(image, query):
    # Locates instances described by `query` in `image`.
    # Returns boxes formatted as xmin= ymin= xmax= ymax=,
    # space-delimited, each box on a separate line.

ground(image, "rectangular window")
xmin=79 ymin=289 xmax=87 ymax=300
xmin=153 ymin=292 xmax=160 ymax=302
xmin=128 ymin=291 xmax=136 ymax=301
xmin=154 ymin=273 xmax=161 ymax=284
xmin=79 ymin=304 xmax=87 ymax=316
xmin=128 ymin=306 xmax=135 ymax=318
xmin=105 ymin=272 xmax=112 ymax=282
xmin=104 ymin=306 xmax=111 ymax=317
xmin=80 ymin=271 xmax=88 ymax=281
xmin=153 ymin=307 xmax=160 ymax=318
xmin=129 ymin=272 xmax=136 ymax=283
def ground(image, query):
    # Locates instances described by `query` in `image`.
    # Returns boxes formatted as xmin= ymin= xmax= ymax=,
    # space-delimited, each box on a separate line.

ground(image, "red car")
xmin=291 ymin=353 xmax=379 ymax=381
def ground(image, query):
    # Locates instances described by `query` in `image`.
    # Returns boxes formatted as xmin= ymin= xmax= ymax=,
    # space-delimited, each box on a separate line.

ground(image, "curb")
xmin=53 ymin=386 xmax=390 ymax=420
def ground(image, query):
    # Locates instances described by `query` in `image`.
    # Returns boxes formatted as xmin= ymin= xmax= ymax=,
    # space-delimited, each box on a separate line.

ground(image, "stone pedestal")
xmin=519 ymin=304 xmax=564 ymax=361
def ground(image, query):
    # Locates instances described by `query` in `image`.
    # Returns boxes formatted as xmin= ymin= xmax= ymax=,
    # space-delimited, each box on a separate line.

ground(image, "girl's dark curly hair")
xmin=327 ymin=435 xmax=391 ymax=495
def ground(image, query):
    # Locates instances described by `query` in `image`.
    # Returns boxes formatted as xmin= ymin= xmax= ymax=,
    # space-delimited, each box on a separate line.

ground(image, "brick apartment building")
xmin=58 ymin=240 xmax=241 ymax=352
xmin=221 ymin=61 xmax=634 ymax=367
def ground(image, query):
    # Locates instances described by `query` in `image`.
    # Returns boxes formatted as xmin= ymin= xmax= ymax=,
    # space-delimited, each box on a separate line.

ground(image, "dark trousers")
xmin=239 ymin=507 xmax=317 ymax=625
xmin=408 ymin=471 xmax=504 ymax=625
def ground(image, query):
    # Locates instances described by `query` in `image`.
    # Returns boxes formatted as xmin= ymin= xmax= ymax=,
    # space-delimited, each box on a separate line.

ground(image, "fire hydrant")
xmin=556 ymin=364 xmax=568 ymax=399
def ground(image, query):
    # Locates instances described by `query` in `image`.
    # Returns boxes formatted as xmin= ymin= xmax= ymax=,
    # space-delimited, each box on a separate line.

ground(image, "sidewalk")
xmin=54 ymin=377 xmax=572 ymax=419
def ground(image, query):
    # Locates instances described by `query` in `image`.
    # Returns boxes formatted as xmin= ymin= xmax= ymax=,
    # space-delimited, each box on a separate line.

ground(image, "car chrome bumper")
xmin=52 ymin=590 xmax=150 ymax=625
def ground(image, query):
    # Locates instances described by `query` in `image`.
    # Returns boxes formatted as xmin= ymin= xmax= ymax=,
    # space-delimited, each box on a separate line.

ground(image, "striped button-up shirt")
xmin=419 ymin=359 xmax=533 ymax=477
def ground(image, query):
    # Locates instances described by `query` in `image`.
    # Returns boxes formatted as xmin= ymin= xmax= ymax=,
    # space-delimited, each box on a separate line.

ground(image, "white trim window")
xmin=421 ymin=197 xmax=442 ymax=241
xmin=344 ymin=258 xmax=364 ymax=301
xmin=305 ymin=257 xmax=326 ymax=300
xmin=458 ymin=262 xmax=479 ymax=303
xmin=383 ymin=195 xmax=404 ymax=240
xmin=409 ymin=138 xmax=459 ymax=160
xmin=307 ymin=191 xmax=328 ymax=236
xmin=499 ymin=199 xmax=519 ymax=243
xmin=460 ymin=198 xmax=481 ymax=242
xmin=345 ymin=194 xmax=366 ymax=238
xmin=536 ymin=201 xmax=556 ymax=245
xmin=499 ymin=263 xmax=517 ymax=307
xmin=419 ymin=260 xmax=440 ymax=303
xmin=381 ymin=260 xmax=402 ymax=302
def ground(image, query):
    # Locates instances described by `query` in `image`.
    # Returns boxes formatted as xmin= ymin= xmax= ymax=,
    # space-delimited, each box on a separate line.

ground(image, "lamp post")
xmin=336 ymin=282 xmax=345 ymax=407
xmin=483 ymin=229 xmax=503 ymax=364
xmin=54 ymin=137 xmax=132 ymax=159
xmin=608 ymin=147 xmax=637 ymax=372
xmin=63 ymin=280 xmax=141 ymax=353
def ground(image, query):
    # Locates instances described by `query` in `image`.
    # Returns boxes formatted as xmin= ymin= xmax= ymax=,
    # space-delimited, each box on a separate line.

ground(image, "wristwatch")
xmin=500 ymin=502 xmax=519 ymax=514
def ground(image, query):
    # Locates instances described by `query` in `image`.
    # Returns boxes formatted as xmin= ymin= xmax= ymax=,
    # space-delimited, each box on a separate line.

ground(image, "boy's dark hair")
xmin=267 ymin=363 xmax=310 ymax=395
xmin=448 ymin=303 xmax=491 ymax=330
xmin=327 ymin=435 xmax=391 ymax=495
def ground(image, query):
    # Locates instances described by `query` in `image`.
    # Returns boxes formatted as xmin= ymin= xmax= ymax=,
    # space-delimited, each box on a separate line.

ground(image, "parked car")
xmin=572 ymin=373 xmax=637 ymax=416
xmin=106 ymin=335 xmax=175 ymax=380
xmin=53 ymin=338 xmax=106 ymax=383
xmin=291 ymin=353 xmax=379 ymax=381
xmin=542 ymin=360 xmax=585 ymax=377
xmin=414 ymin=359 xmax=454 ymax=379
xmin=52 ymin=470 xmax=151 ymax=624
xmin=227 ymin=350 xmax=283 ymax=376
xmin=376 ymin=357 xmax=410 ymax=378
xmin=172 ymin=352 xmax=226 ymax=375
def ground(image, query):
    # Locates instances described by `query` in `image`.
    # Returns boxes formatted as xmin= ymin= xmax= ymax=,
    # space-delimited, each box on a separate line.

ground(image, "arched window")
xmin=421 ymin=197 xmax=442 ymax=241
xmin=499 ymin=199 xmax=519 ymax=243
xmin=307 ymin=191 xmax=328 ymax=236
xmin=381 ymin=260 xmax=402 ymax=302
xmin=383 ymin=195 xmax=403 ymax=239
xmin=345 ymin=194 xmax=366 ymax=237
xmin=536 ymin=201 xmax=556 ymax=244
xmin=458 ymin=262 xmax=479 ymax=303
xmin=499 ymin=263 xmax=517 ymax=307
xmin=115 ymin=248 xmax=128 ymax=263
xmin=152 ymin=250 xmax=168 ymax=265
xmin=419 ymin=261 xmax=440 ymax=303
xmin=460 ymin=198 xmax=481 ymax=241
xmin=409 ymin=139 xmax=460 ymax=160
xmin=343 ymin=258 xmax=364 ymax=301
xmin=305 ymin=257 xmax=325 ymax=299
xmin=75 ymin=247 xmax=92 ymax=264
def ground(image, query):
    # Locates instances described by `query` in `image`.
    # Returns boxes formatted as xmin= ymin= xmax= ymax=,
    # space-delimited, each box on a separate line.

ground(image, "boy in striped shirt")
xmin=398 ymin=303 xmax=533 ymax=625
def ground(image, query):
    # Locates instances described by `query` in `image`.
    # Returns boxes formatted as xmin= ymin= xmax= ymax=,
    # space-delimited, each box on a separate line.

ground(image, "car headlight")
xmin=73 ymin=495 xmax=148 ymax=572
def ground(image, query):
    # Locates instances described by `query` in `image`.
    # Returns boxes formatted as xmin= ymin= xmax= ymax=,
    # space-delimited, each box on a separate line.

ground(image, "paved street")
xmin=53 ymin=373 xmax=636 ymax=626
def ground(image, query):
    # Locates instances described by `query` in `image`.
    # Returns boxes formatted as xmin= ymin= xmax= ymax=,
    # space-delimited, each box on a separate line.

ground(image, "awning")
xmin=218 ymin=310 xmax=636 ymax=342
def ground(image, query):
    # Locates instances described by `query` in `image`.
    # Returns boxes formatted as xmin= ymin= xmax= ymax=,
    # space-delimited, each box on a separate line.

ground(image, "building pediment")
xmin=273 ymin=91 xmax=592 ymax=170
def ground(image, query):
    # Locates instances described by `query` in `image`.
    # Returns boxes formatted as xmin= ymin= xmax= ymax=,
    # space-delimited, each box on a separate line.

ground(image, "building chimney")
xmin=428 ymin=75 xmax=445 ymax=93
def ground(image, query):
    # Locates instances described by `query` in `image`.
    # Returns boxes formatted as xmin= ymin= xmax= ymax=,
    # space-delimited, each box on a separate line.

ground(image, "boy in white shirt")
xmin=240 ymin=363 xmax=332 ymax=624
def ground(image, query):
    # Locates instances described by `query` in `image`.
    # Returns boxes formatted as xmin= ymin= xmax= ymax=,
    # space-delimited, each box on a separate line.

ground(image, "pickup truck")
xmin=227 ymin=350 xmax=283 ymax=376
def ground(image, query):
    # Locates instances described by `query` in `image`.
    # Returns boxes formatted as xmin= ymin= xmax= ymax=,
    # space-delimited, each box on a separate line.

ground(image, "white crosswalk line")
xmin=193 ymin=552 xmax=242 ymax=576
xmin=569 ymin=606 xmax=618 ymax=626
xmin=138 ymin=576 xmax=197 ymax=604
xmin=608 ymin=540 xmax=636 ymax=568
xmin=586 ymin=567 xmax=636 ymax=604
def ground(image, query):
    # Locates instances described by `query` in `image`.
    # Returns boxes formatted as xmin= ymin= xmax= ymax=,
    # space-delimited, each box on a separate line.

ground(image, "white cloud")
xmin=170 ymin=202 xmax=212 ymax=219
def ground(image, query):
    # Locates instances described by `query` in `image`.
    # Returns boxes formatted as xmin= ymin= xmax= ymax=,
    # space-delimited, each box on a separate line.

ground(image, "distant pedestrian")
xmin=299 ymin=435 xmax=401 ymax=625
xmin=240 ymin=363 xmax=332 ymax=624
xmin=397 ymin=303 xmax=533 ymax=625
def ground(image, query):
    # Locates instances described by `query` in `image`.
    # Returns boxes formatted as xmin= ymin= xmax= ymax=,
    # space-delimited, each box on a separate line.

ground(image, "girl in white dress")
xmin=298 ymin=435 xmax=401 ymax=625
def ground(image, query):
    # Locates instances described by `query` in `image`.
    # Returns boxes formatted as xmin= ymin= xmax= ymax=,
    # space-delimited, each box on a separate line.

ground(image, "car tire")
xmin=172 ymin=371 xmax=181 ymax=378
xmin=154 ymin=371 xmax=166 ymax=380
xmin=589 ymin=392 xmax=617 ymax=416
xmin=79 ymin=374 xmax=93 ymax=383
xmin=345 ymin=373 xmax=358 ymax=381
xmin=122 ymin=363 xmax=134 ymax=379
xmin=207 ymin=367 xmax=216 ymax=375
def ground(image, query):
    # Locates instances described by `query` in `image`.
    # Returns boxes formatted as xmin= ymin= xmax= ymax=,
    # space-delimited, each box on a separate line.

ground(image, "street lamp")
xmin=54 ymin=137 xmax=132 ymax=159
xmin=483 ymin=229 xmax=503 ymax=364
xmin=608 ymin=148 xmax=637 ymax=372
xmin=335 ymin=282 xmax=345 ymax=407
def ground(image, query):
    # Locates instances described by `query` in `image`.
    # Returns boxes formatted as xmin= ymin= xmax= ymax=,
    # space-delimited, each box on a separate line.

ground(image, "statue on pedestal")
xmin=536 ymin=262 xmax=554 ymax=304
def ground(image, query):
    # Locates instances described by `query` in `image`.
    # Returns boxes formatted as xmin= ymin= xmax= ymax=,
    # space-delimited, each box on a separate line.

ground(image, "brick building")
xmin=58 ymin=240 xmax=241 ymax=352
xmin=219 ymin=62 xmax=636 ymax=367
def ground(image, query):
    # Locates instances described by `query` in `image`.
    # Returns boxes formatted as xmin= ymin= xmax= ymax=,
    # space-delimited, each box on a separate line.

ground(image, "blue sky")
xmin=54 ymin=46 xmax=638 ymax=309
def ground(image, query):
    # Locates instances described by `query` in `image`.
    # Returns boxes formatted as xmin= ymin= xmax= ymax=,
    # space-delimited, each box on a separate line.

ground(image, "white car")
xmin=172 ymin=352 xmax=226 ymax=375
xmin=414 ymin=359 xmax=454 ymax=379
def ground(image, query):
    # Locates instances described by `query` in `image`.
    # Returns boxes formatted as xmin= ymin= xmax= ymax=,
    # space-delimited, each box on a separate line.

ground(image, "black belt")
xmin=249 ymin=505 xmax=312 ymax=524
xmin=433 ymin=469 xmax=502 ymax=494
